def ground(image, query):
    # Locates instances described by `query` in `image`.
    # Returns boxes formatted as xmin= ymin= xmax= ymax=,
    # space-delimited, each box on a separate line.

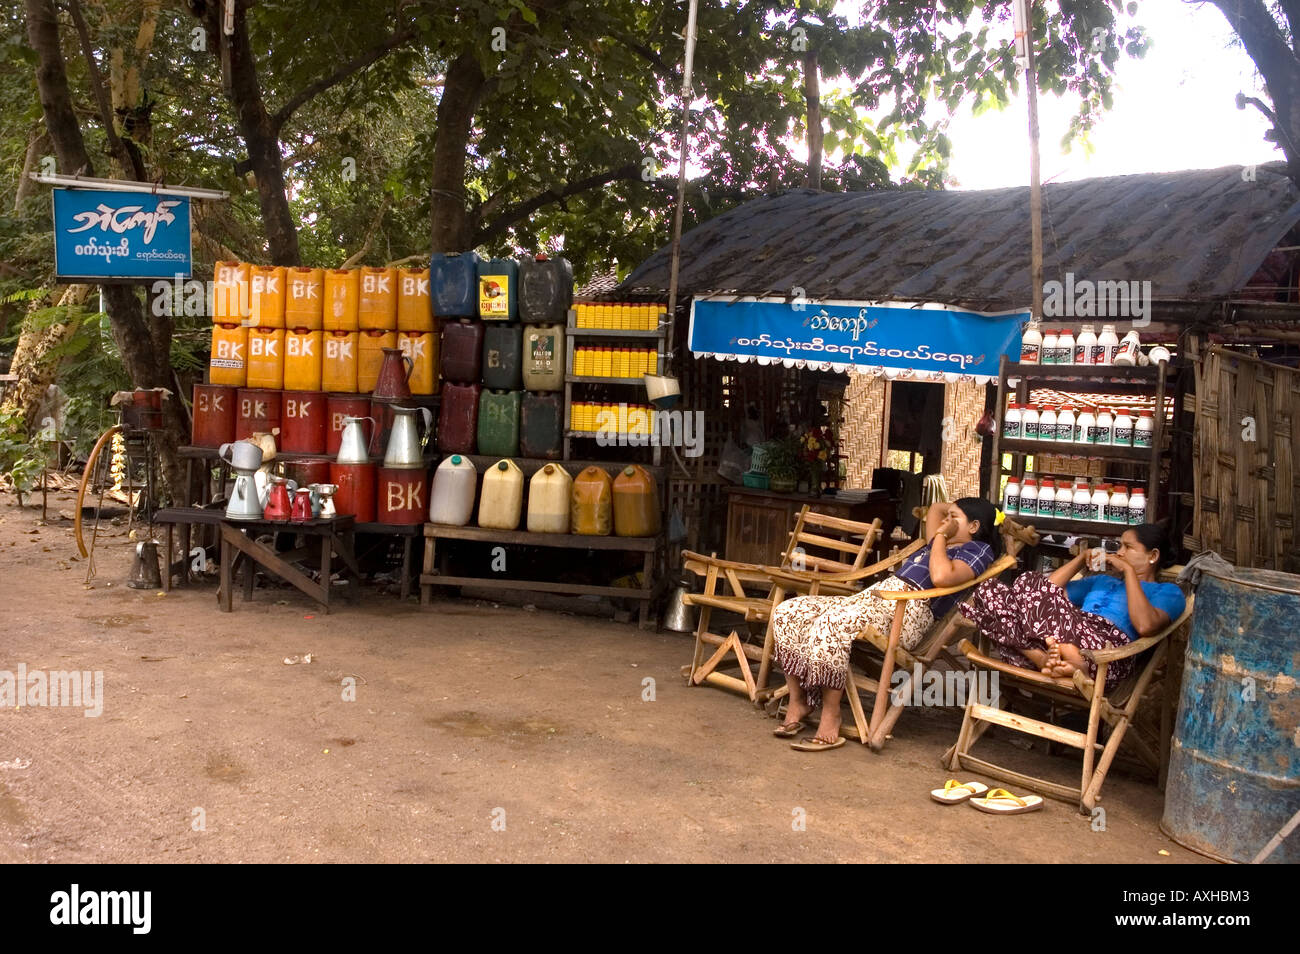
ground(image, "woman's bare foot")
xmin=812 ymin=711 xmax=842 ymax=744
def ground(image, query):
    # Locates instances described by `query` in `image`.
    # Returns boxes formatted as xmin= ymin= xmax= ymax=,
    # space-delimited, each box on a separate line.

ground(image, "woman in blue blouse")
xmin=961 ymin=523 xmax=1185 ymax=690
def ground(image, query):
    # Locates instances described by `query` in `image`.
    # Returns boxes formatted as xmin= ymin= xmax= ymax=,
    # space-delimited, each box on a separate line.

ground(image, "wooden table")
xmin=421 ymin=524 xmax=659 ymax=628
xmin=723 ymin=486 xmax=896 ymax=566
xmin=355 ymin=522 xmax=422 ymax=600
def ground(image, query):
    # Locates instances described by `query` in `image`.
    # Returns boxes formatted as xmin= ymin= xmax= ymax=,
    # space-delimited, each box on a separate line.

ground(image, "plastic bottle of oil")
xmin=526 ymin=463 xmax=572 ymax=533
xmin=478 ymin=459 xmax=524 ymax=530
xmin=571 ymin=466 xmax=613 ymax=535
xmin=612 ymin=465 xmax=660 ymax=537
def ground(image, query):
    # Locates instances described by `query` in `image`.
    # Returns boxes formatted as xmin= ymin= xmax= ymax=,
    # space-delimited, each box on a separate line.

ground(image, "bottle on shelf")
xmin=1113 ymin=408 xmax=1135 ymax=446
xmin=1113 ymin=329 xmax=1142 ymax=367
xmin=1128 ymin=485 xmax=1148 ymax=525
xmin=1095 ymin=407 xmax=1113 ymax=445
xmin=1075 ymin=324 xmax=1097 ymax=365
xmin=1042 ymin=328 xmax=1059 ymax=365
xmin=1058 ymin=404 xmax=1077 ymax=442
xmin=1072 ymin=479 xmax=1092 ymax=520
xmin=1098 ymin=324 xmax=1119 ymax=365
xmin=1134 ymin=409 xmax=1155 ymax=449
xmin=1020 ymin=477 xmax=1038 ymax=517
xmin=1108 ymin=484 xmax=1130 ymax=524
xmin=1037 ymin=478 xmax=1055 ymax=518
xmin=1021 ymin=321 xmax=1042 ymax=364
xmin=1003 ymin=402 xmax=1022 ymax=439
xmin=1022 ymin=403 xmax=1040 ymax=441
xmin=1076 ymin=406 xmax=1096 ymax=445
xmin=1057 ymin=327 xmax=1076 ymax=366
xmin=1090 ymin=482 xmax=1110 ymax=522
xmin=1003 ymin=475 xmax=1021 ymax=515
xmin=1055 ymin=479 xmax=1074 ymax=520
xmin=1039 ymin=406 xmax=1058 ymax=444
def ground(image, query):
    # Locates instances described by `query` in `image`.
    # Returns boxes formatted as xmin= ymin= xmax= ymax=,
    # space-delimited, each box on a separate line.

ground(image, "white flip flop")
xmin=969 ymin=788 xmax=1045 ymax=815
xmin=930 ymin=779 xmax=990 ymax=804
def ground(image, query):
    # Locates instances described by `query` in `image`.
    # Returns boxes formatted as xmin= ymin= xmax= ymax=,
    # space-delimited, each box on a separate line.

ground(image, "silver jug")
xmin=663 ymin=582 xmax=698 ymax=633
xmin=336 ymin=416 xmax=373 ymax=465
xmin=218 ymin=440 xmax=263 ymax=472
xmin=382 ymin=406 xmax=433 ymax=469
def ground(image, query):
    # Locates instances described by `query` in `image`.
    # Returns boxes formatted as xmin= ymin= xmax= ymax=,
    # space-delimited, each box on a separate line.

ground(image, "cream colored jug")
xmin=428 ymin=455 xmax=477 ymax=526
xmin=526 ymin=463 xmax=572 ymax=533
xmin=478 ymin=459 xmax=524 ymax=530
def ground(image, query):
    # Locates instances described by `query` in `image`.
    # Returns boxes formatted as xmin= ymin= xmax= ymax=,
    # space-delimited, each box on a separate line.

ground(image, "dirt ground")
xmin=0 ymin=493 xmax=1207 ymax=864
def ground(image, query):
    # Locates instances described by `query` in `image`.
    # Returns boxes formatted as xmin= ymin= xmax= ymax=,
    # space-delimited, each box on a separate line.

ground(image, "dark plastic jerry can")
xmin=441 ymin=319 xmax=485 ymax=384
xmin=430 ymin=251 xmax=480 ymax=317
xmin=477 ymin=257 xmax=518 ymax=321
xmin=520 ymin=392 xmax=563 ymax=460
xmin=476 ymin=389 xmax=522 ymax=458
xmin=482 ymin=323 xmax=523 ymax=390
xmin=519 ymin=254 xmax=574 ymax=323
xmin=438 ymin=381 xmax=481 ymax=455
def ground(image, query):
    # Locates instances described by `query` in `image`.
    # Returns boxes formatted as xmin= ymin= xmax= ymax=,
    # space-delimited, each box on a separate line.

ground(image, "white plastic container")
xmin=1022 ymin=404 xmax=1040 ymax=441
xmin=1020 ymin=321 xmax=1043 ymax=364
xmin=1134 ymin=409 xmax=1154 ymax=449
xmin=428 ymin=454 xmax=477 ymax=526
xmin=1113 ymin=330 xmax=1141 ymax=366
xmin=1038 ymin=478 xmax=1055 ymax=518
xmin=1003 ymin=402 xmax=1022 ymax=439
xmin=1128 ymin=486 xmax=1147 ymax=525
xmin=1055 ymin=481 xmax=1074 ymax=520
xmin=478 ymin=458 xmax=525 ymax=530
xmin=1003 ymin=475 xmax=1021 ymax=516
xmin=1019 ymin=478 xmax=1038 ymax=518
xmin=1057 ymin=405 xmax=1077 ymax=443
xmin=1108 ymin=484 xmax=1130 ymax=524
xmin=1097 ymin=324 xmax=1119 ymax=365
xmin=1090 ymin=483 xmax=1109 ymax=522
xmin=1072 ymin=480 xmax=1092 ymax=520
xmin=1057 ymin=327 xmax=1076 ymax=366
xmin=1076 ymin=407 xmax=1096 ymax=444
xmin=1075 ymin=324 xmax=1097 ymax=365
xmin=526 ymin=462 xmax=573 ymax=533
xmin=1039 ymin=407 xmax=1058 ymax=443
xmin=1042 ymin=328 xmax=1059 ymax=365
xmin=1148 ymin=345 xmax=1171 ymax=366
xmin=1113 ymin=408 xmax=1135 ymax=446
xmin=1094 ymin=408 xmax=1113 ymax=445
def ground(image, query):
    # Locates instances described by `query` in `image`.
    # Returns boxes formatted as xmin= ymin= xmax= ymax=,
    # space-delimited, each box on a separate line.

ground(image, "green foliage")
xmin=0 ymin=406 xmax=45 ymax=494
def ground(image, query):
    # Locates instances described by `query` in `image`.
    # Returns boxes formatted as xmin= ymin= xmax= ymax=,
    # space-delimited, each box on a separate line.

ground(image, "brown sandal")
xmin=772 ymin=721 xmax=806 ymax=738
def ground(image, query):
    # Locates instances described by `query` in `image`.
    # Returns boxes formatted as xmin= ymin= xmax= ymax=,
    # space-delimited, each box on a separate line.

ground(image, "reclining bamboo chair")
xmin=944 ymin=569 xmax=1195 ymax=813
xmin=680 ymin=507 xmax=883 ymax=703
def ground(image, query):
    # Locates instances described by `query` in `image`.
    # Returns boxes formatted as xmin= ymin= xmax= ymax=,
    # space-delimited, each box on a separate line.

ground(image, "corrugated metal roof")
xmin=617 ymin=164 xmax=1300 ymax=311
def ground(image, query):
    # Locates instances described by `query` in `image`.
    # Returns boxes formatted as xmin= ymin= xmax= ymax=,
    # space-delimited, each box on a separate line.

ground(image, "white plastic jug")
xmin=478 ymin=459 xmax=524 ymax=530
xmin=428 ymin=454 xmax=477 ymax=526
xmin=526 ymin=463 xmax=572 ymax=533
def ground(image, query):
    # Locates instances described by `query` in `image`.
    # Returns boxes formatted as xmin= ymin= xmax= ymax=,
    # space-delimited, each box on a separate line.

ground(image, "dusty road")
xmin=0 ymin=493 xmax=1204 ymax=863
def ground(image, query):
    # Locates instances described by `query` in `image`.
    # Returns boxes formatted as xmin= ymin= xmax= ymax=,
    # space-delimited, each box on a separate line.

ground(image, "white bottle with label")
xmin=1042 ymin=328 xmax=1059 ymax=365
xmin=1113 ymin=330 xmax=1141 ymax=367
xmin=1128 ymin=486 xmax=1147 ymax=525
xmin=1055 ymin=480 xmax=1074 ymax=520
xmin=1020 ymin=321 xmax=1043 ymax=364
xmin=1113 ymin=408 xmax=1135 ymax=446
xmin=1076 ymin=407 xmax=1096 ymax=444
xmin=1094 ymin=407 xmax=1113 ymax=445
xmin=1090 ymin=483 xmax=1110 ymax=522
xmin=1072 ymin=480 xmax=1092 ymax=520
xmin=1020 ymin=478 xmax=1038 ymax=518
xmin=1003 ymin=402 xmax=1022 ymax=439
xmin=1134 ymin=409 xmax=1154 ymax=448
xmin=1039 ymin=406 xmax=1058 ymax=443
xmin=1022 ymin=403 xmax=1040 ymax=441
xmin=1057 ymin=327 xmax=1076 ymax=366
xmin=1097 ymin=324 xmax=1119 ymax=365
xmin=1037 ymin=478 xmax=1055 ymax=518
xmin=1057 ymin=405 xmax=1077 ymax=443
xmin=1075 ymin=324 xmax=1097 ymax=365
xmin=1003 ymin=476 xmax=1021 ymax=516
xmin=1108 ymin=484 xmax=1130 ymax=524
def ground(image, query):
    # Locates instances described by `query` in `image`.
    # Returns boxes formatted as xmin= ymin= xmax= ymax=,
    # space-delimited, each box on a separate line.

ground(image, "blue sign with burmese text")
xmin=688 ymin=297 xmax=1026 ymax=381
xmin=53 ymin=188 xmax=191 ymax=281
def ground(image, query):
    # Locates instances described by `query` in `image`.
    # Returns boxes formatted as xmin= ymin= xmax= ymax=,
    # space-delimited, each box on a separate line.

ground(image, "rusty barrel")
xmin=284 ymin=459 xmax=331 ymax=488
xmin=1161 ymin=568 xmax=1300 ymax=863
xmin=329 ymin=462 xmax=376 ymax=523
xmin=326 ymin=394 xmax=372 ymax=457
xmin=280 ymin=390 xmax=327 ymax=454
xmin=377 ymin=466 xmax=428 ymax=525
xmin=235 ymin=388 xmax=282 ymax=441
xmin=191 ymin=384 xmax=236 ymax=447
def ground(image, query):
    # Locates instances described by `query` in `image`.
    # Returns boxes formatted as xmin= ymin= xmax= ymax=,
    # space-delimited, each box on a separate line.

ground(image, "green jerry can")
xmin=519 ymin=392 xmax=563 ymax=459
xmin=476 ymin=389 xmax=521 ymax=458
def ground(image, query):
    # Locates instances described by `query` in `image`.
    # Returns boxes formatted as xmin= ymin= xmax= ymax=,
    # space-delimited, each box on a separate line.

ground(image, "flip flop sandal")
xmin=969 ymin=788 xmax=1044 ymax=815
xmin=790 ymin=736 xmax=846 ymax=752
xmin=772 ymin=721 xmax=806 ymax=738
xmin=930 ymin=779 xmax=991 ymax=804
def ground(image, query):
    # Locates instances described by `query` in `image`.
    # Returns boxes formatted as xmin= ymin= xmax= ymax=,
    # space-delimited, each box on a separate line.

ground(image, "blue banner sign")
xmin=688 ymin=297 xmax=1027 ymax=383
xmin=53 ymin=188 xmax=191 ymax=281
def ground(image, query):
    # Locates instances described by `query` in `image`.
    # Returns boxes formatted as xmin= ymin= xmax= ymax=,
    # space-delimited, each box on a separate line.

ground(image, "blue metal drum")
xmin=1161 ymin=568 xmax=1300 ymax=863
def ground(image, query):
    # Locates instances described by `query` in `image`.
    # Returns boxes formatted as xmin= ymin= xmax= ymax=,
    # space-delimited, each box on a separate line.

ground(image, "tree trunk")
xmin=0 ymin=285 xmax=90 ymax=433
xmin=430 ymin=51 xmax=490 ymax=253
xmin=15 ymin=128 xmax=51 ymax=209
xmin=804 ymin=50 xmax=822 ymax=190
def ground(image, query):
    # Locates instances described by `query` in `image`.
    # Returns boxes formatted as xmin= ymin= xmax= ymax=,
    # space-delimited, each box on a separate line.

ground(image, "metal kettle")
xmin=382 ymin=406 xmax=433 ymax=468
xmin=336 ymin=416 xmax=373 ymax=465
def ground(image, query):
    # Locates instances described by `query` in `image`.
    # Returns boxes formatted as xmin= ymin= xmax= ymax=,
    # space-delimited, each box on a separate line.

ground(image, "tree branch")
xmin=341 ymin=193 xmax=392 ymax=268
xmin=271 ymin=27 xmax=416 ymax=133
xmin=66 ymin=0 xmax=146 ymax=180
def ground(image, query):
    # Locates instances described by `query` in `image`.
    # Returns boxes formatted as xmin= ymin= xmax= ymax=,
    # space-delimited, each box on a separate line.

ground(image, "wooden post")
xmin=1024 ymin=1 xmax=1044 ymax=321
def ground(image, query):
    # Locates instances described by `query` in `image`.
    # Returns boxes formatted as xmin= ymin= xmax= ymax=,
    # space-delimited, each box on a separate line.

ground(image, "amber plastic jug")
xmin=482 ymin=324 xmax=523 ymax=390
xmin=428 ymin=454 xmax=477 ymax=526
xmin=285 ymin=267 xmax=324 ymax=329
xmin=397 ymin=267 xmax=432 ymax=332
xmin=358 ymin=266 xmax=398 ymax=330
xmin=518 ymin=254 xmax=573 ymax=324
xmin=478 ymin=459 xmax=524 ymax=530
xmin=321 ymin=331 xmax=359 ymax=393
xmin=613 ymin=464 xmax=660 ymax=537
xmin=249 ymin=265 xmax=286 ymax=328
xmin=323 ymin=268 xmax=359 ymax=331
xmin=571 ymin=466 xmax=613 ymax=536
xmin=527 ymin=463 xmax=572 ymax=534
xmin=430 ymin=251 xmax=480 ymax=317
xmin=209 ymin=323 xmax=248 ymax=387
xmin=284 ymin=328 xmax=323 ymax=391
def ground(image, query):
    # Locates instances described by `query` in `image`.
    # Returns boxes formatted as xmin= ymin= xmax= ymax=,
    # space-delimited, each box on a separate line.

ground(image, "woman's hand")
xmin=935 ymin=514 xmax=960 ymax=541
xmin=1105 ymin=553 xmax=1135 ymax=577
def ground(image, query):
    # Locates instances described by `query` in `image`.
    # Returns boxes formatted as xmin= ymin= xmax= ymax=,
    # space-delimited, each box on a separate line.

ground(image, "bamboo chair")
xmin=680 ymin=508 xmax=883 ymax=703
xmin=944 ymin=570 xmax=1195 ymax=814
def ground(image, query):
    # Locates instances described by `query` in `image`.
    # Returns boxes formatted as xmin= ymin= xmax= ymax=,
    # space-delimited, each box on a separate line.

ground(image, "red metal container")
xmin=235 ymin=388 xmax=282 ymax=441
xmin=441 ymin=319 xmax=485 ymax=383
xmin=280 ymin=390 xmax=327 ymax=454
xmin=285 ymin=459 xmax=331 ymax=487
xmin=330 ymin=462 xmax=376 ymax=523
xmin=377 ymin=466 xmax=429 ymax=525
xmin=191 ymin=384 xmax=236 ymax=448
xmin=326 ymin=395 xmax=372 ymax=456
xmin=437 ymin=381 xmax=481 ymax=455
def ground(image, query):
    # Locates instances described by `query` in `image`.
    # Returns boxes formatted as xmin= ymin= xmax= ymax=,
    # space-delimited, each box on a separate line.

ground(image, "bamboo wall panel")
xmin=842 ymin=375 xmax=886 ymax=489
xmin=940 ymin=380 xmax=984 ymax=500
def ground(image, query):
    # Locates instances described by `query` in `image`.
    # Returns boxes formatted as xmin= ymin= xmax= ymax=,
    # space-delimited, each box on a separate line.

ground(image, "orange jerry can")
xmin=246 ymin=327 xmax=285 ymax=390
xmin=285 ymin=266 xmax=324 ymax=330
xmin=399 ymin=331 xmax=437 ymax=395
xmin=209 ymin=323 xmax=248 ymax=387
xmin=321 ymin=331 xmax=359 ymax=393
xmin=358 ymin=329 xmax=397 ymax=393
xmin=323 ymin=268 xmax=359 ymax=331
xmin=613 ymin=464 xmax=660 ymax=537
xmin=248 ymin=265 xmax=286 ymax=328
xmin=358 ymin=267 xmax=398 ymax=331
xmin=571 ymin=466 xmax=613 ymax=536
xmin=213 ymin=261 xmax=249 ymax=324
xmin=397 ymin=267 xmax=433 ymax=332
xmin=284 ymin=328 xmax=323 ymax=391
